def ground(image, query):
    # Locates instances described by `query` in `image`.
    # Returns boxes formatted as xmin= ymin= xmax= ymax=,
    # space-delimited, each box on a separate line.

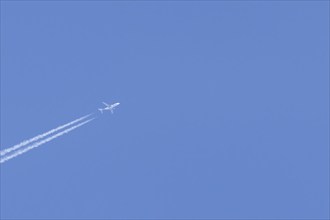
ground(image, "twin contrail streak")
xmin=0 ymin=118 xmax=95 ymax=164
xmin=0 ymin=114 xmax=92 ymax=157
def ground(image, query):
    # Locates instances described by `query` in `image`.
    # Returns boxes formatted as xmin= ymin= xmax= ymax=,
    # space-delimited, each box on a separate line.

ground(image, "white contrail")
xmin=0 ymin=118 xmax=95 ymax=164
xmin=0 ymin=114 xmax=92 ymax=156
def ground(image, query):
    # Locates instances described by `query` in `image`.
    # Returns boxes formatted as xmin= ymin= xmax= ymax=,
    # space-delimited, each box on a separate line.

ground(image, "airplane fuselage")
xmin=105 ymin=103 xmax=120 ymax=111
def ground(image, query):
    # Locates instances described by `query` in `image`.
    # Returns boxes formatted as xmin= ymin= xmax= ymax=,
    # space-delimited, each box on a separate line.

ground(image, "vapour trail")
xmin=0 ymin=118 xmax=95 ymax=164
xmin=0 ymin=114 xmax=92 ymax=157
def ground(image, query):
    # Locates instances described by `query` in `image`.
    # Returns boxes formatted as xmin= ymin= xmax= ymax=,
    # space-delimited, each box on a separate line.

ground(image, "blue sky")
xmin=0 ymin=1 xmax=329 ymax=219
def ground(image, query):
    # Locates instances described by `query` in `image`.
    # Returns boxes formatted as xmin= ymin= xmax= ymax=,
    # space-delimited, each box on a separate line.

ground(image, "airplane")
xmin=98 ymin=102 xmax=120 ymax=114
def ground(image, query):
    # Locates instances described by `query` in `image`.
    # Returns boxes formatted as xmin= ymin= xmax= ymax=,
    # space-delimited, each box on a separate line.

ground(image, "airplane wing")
xmin=102 ymin=102 xmax=109 ymax=106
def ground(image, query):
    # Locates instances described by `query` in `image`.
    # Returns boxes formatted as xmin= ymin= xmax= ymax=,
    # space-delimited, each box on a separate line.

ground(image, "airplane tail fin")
xmin=99 ymin=109 xmax=103 ymax=114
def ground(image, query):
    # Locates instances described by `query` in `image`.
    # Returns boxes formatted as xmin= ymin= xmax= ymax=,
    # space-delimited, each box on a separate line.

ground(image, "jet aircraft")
xmin=98 ymin=102 xmax=120 ymax=114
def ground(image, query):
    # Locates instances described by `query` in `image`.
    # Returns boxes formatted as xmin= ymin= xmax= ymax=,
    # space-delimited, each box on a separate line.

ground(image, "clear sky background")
xmin=0 ymin=1 xmax=329 ymax=219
